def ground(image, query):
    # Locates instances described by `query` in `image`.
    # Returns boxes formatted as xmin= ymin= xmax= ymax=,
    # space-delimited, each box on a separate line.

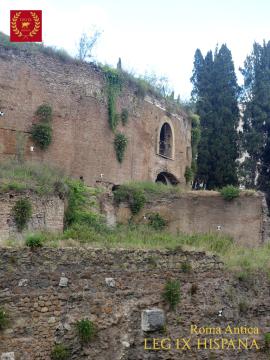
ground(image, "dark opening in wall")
xmin=159 ymin=123 xmax=173 ymax=158
xmin=155 ymin=172 xmax=179 ymax=185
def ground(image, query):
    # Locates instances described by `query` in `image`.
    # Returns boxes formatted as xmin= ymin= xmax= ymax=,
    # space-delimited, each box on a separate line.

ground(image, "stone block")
xmin=59 ymin=273 xmax=68 ymax=287
xmin=1 ymin=353 xmax=15 ymax=360
xmin=105 ymin=278 xmax=116 ymax=287
xmin=141 ymin=308 xmax=165 ymax=332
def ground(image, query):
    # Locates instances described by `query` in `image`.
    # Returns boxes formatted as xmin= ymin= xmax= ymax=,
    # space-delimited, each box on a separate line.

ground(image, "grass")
xmin=0 ymin=160 xmax=67 ymax=196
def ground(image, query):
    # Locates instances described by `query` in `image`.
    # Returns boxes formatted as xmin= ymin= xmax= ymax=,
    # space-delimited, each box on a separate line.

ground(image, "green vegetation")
xmin=264 ymin=332 xmax=270 ymax=351
xmin=184 ymin=166 xmax=193 ymax=184
xmin=76 ymin=319 xmax=96 ymax=344
xmin=148 ymin=213 xmax=166 ymax=230
xmin=12 ymin=198 xmax=32 ymax=231
xmin=51 ymin=344 xmax=70 ymax=360
xmin=163 ymin=279 xmax=181 ymax=310
xmin=31 ymin=104 xmax=53 ymax=150
xmin=114 ymin=184 xmax=146 ymax=214
xmin=219 ymin=185 xmax=240 ymax=200
xmin=35 ymin=104 xmax=52 ymax=122
xmin=181 ymin=261 xmax=192 ymax=273
xmin=190 ymin=113 xmax=201 ymax=176
xmin=0 ymin=160 xmax=67 ymax=196
xmin=25 ymin=233 xmax=43 ymax=248
xmin=0 ymin=308 xmax=9 ymax=330
xmin=114 ymin=133 xmax=128 ymax=163
xmin=31 ymin=123 xmax=52 ymax=150
xmin=121 ymin=108 xmax=129 ymax=125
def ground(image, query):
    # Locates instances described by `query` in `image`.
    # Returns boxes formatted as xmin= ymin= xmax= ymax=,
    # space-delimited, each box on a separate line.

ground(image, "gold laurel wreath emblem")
xmin=29 ymin=12 xmax=41 ymax=37
xmin=11 ymin=12 xmax=23 ymax=38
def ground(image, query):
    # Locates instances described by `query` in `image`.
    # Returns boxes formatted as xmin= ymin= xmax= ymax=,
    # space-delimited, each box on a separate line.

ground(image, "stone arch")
xmin=157 ymin=118 xmax=175 ymax=159
xmin=155 ymin=171 xmax=179 ymax=185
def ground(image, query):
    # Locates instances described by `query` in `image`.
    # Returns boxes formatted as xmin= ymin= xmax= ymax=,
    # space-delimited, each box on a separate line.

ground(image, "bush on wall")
xmin=31 ymin=123 xmax=52 ymax=150
xmin=35 ymin=104 xmax=52 ymax=122
xmin=76 ymin=319 xmax=96 ymax=344
xmin=114 ymin=133 xmax=128 ymax=163
xmin=0 ymin=308 xmax=9 ymax=330
xmin=12 ymin=198 xmax=32 ymax=231
xmin=51 ymin=344 xmax=70 ymax=360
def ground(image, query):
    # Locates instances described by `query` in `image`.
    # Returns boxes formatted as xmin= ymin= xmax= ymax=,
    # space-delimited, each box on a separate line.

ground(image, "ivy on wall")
xmin=103 ymin=66 xmax=129 ymax=163
xmin=31 ymin=104 xmax=53 ymax=150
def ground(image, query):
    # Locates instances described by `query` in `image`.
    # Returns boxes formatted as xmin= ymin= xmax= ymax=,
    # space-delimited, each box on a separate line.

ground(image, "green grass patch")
xmin=76 ymin=319 xmax=96 ymax=344
xmin=163 ymin=279 xmax=181 ymax=310
xmin=219 ymin=185 xmax=240 ymax=200
xmin=0 ymin=160 xmax=68 ymax=196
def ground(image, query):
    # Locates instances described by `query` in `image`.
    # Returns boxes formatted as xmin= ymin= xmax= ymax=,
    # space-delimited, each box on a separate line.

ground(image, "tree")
xmin=191 ymin=45 xmax=240 ymax=189
xmin=240 ymin=41 xmax=270 ymax=198
xmin=77 ymin=29 xmax=102 ymax=61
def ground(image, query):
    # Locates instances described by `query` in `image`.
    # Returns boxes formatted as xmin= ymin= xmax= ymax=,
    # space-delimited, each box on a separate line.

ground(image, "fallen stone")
xmin=18 ymin=279 xmax=28 ymax=287
xmin=1 ymin=353 xmax=15 ymax=360
xmin=59 ymin=273 xmax=68 ymax=287
xmin=141 ymin=308 xmax=165 ymax=332
xmin=105 ymin=278 xmax=116 ymax=287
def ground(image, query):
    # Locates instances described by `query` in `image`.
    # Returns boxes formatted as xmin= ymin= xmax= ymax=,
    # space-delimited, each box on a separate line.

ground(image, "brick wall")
xmin=0 ymin=191 xmax=64 ymax=242
xmin=0 ymin=46 xmax=191 ymax=186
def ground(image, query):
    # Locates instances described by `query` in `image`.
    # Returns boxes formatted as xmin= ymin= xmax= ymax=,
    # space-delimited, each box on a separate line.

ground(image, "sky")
xmin=1 ymin=0 xmax=270 ymax=99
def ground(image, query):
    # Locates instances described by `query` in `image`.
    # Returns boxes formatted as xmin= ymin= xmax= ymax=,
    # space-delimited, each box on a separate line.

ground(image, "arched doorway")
xmin=155 ymin=172 xmax=179 ymax=185
xmin=159 ymin=122 xmax=173 ymax=158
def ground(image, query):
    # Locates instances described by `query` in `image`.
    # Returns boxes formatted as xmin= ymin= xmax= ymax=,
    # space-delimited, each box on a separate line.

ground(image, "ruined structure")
xmin=0 ymin=45 xmax=191 ymax=186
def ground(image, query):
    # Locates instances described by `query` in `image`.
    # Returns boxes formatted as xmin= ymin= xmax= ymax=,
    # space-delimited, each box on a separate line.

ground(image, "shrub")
xmin=35 ymin=104 xmax=52 ymax=122
xmin=31 ymin=123 xmax=52 ymax=150
xmin=238 ymin=301 xmax=249 ymax=314
xmin=51 ymin=344 xmax=70 ymax=360
xmin=114 ymin=133 xmax=128 ymax=163
xmin=0 ymin=308 xmax=9 ymax=330
xmin=76 ymin=319 xmax=96 ymax=344
xmin=184 ymin=166 xmax=193 ymax=184
xmin=114 ymin=185 xmax=146 ymax=215
xmin=12 ymin=198 xmax=32 ymax=231
xmin=163 ymin=279 xmax=181 ymax=310
xmin=264 ymin=332 xmax=270 ymax=351
xmin=121 ymin=108 xmax=129 ymax=125
xmin=181 ymin=262 xmax=192 ymax=273
xmin=219 ymin=185 xmax=240 ymax=200
xmin=25 ymin=233 xmax=43 ymax=248
xmin=148 ymin=213 xmax=166 ymax=230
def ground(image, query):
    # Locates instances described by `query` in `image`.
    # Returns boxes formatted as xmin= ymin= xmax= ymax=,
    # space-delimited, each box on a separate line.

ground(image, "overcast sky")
xmin=1 ymin=0 xmax=270 ymax=99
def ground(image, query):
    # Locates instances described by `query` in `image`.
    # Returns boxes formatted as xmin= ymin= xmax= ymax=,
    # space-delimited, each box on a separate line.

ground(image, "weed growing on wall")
xmin=31 ymin=104 xmax=53 ymax=150
xmin=25 ymin=233 xmax=43 ymax=248
xmin=264 ymin=333 xmax=270 ymax=351
xmin=114 ymin=185 xmax=146 ymax=214
xmin=163 ymin=279 xmax=181 ymax=310
xmin=76 ymin=319 xmax=96 ymax=344
xmin=12 ymin=198 xmax=32 ymax=231
xmin=0 ymin=308 xmax=9 ymax=330
xmin=148 ymin=212 xmax=166 ymax=230
xmin=51 ymin=344 xmax=70 ymax=360
xmin=184 ymin=166 xmax=193 ymax=184
xmin=219 ymin=185 xmax=240 ymax=200
xmin=121 ymin=108 xmax=129 ymax=125
xmin=114 ymin=133 xmax=128 ymax=163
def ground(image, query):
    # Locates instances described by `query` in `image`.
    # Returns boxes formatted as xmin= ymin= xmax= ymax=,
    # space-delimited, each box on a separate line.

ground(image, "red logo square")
xmin=10 ymin=10 xmax=42 ymax=42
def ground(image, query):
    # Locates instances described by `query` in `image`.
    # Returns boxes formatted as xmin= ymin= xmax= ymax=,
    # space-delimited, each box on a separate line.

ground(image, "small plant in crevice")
xmin=114 ymin=133 xmax=128 ymax=163
xmin=181 ymin=261 xmax=192 ymax=273
xmin=163 ymin=279 xmax=181 ymax=310
xmin=51 ymin=344 xmax=70 ymax=360
xmin=121 ymin=108 xmax=129 ymax=125
xmin=148 ymin=212 xmax=166 ymax=230
xmin=12 ymin=198 xmax=32 ymax=231
xmin=25 ymin=233 xmax=43 ymax=248
xmin=219 ymin=185 xmax=240 ymax=201
xmin=76 ymin=319 xmax=96 ymax=344
xmin=238 ymin=300 xmax=249 ymax=314
xmin=0 ymin=308 xmax=9 ymax=330
xmin=264 ymin=332 xmax=270 ymax=351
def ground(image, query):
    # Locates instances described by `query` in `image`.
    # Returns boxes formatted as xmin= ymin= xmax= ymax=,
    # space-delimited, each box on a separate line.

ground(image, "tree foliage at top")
xmin=191 ymin=45 xmax=240 ymax=189
xmin=240 ymin=41 xmax=270 ymax=195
